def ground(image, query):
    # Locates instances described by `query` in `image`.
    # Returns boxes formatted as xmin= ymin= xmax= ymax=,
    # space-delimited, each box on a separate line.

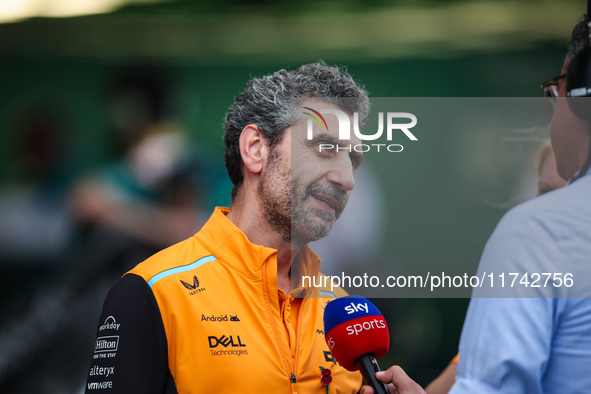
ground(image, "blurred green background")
xmin=0 ymin=0 xmax=584 ymax=392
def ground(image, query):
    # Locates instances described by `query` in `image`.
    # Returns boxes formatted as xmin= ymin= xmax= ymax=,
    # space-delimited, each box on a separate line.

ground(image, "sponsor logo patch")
xmin=87 ymin=381 xmax=113 ymax=390
xmin=94 ymin=336 xmax=119 ymax=353
xmin=201 ymin=314 xmax=241 ymax=322
xmin=208 ymin=334 xmax=248 ymax=357
xmin=208 ymin=335 xmax=246 ymax=348
xmin=324 ymin=350 xmax=342 ymax=366
xmin=89 ymin=365 xmax=115 ymax=378
xmin=99 ymin=316 xmax=120 ymax=331
xmin=180 ymin=275 xmax=206 ymax=296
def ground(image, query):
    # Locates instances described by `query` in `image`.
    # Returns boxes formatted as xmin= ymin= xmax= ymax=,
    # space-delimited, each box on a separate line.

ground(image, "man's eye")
xmin=316 ymin=145 xmax=335 ymax=156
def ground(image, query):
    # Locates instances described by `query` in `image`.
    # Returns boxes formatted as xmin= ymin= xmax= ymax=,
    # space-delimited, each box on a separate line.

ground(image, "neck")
xmin=227 ymin=193 xmax=305 ymax=294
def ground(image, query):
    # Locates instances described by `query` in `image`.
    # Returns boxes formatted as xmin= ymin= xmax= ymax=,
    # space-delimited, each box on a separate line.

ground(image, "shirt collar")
xmin=291 ymin=246 xmax=322 ymax=297
xmin=195 ymin=207 xmax=321 ymax=281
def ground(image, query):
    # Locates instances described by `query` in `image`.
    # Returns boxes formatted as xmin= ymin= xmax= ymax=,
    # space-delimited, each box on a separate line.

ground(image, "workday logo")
xmin=99 ymin=316 xmax=120 ymax=331
xmin=302 ymin=107 xmax=418 ymax=153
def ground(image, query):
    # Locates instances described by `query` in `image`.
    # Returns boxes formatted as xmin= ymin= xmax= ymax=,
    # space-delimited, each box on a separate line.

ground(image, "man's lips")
xmin=310 ymin=193 xmax=343 ymax=213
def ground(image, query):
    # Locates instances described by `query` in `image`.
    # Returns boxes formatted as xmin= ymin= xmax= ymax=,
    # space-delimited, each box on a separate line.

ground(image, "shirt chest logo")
xmin=201 ymin=314 xmax=241 ymax=322
xmin=180 ymin=275 xmax=206 ymax=296
xmin=208 ymin=335 xmax=249 ymax=357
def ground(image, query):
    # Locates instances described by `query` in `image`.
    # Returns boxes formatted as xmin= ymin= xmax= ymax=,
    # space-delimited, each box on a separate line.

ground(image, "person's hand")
xmin=360 ymin=365 xmax=426 ymax=394
xmin=70 ymin=179 xmax=115 ymax=221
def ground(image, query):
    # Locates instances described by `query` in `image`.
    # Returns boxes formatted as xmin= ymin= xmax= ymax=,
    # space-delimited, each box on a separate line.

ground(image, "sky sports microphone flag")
xmin=323 ymin=295 xmax=389 ymax=372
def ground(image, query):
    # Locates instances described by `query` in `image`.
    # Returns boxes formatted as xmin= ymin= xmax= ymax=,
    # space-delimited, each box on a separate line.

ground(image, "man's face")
xmin=258 ymin=98 xmax=362 ymax=245
xmin=550 ymin=58 xmax=591 ymax=180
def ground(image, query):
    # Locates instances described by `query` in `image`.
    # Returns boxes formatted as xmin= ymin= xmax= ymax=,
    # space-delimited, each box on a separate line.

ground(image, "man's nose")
xmin=326 ymin=154 xmax=355 ymax=191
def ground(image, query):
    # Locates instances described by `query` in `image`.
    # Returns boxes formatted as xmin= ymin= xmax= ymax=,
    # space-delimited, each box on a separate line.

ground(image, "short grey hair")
xmin=224 ymin=61 xmax=370 ymax=201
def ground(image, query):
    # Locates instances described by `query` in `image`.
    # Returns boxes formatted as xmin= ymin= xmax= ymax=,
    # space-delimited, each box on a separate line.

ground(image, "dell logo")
xmin=208 ymin=335 xmax=246 ymax=348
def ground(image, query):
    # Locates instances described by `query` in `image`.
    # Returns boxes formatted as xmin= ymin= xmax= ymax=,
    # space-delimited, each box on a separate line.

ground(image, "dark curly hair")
xmin=568 ymin=13 xmax=590 ymax=60
xmin=223 ymin=61 xmax=370 ymax=202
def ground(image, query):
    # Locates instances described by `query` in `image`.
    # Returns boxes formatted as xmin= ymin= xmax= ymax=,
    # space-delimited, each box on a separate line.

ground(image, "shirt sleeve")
xmin=450 ymin=210 xmax=561 ymax=394
xmin=451 ymin=297 xmax=556 ymax=393
xmin=85 ymin=274 xmax=177 ymax=393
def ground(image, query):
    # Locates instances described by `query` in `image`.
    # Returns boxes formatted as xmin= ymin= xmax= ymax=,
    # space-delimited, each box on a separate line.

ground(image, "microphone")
xmin=323 ymin=295 xmax=390 ymax=394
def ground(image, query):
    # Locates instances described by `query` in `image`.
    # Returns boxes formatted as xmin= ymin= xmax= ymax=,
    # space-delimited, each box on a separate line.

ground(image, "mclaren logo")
xmin=180 ymin=275 xmax=206 ymax=296
xmin=324 ymin=350 xmax=342 ymax=366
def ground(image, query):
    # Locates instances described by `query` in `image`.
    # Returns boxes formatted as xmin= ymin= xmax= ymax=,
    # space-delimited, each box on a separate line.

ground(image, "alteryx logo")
xmin=302 ymin=107 xmax=418 ymax=153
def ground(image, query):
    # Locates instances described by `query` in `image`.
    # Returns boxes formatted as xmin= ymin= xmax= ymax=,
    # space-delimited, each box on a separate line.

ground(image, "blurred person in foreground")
xmin=424 ymin=140 xmax=567 ymax=394
xmin=536 ymin=139 xmax=568 ymax=196
xmin=447 ymin=14 xmax=591 ymax=394
xmin=71 ymin=124 xmax=201 ymax=251
xmin=71 ymin=68 xmax=205 ymax=278
xmin=85 ymin=62 xmax=386 ymax=393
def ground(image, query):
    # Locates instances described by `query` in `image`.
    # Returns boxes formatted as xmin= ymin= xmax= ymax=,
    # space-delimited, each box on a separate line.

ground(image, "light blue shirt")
xmin=450 ymin=171 xmax=591 ymax=394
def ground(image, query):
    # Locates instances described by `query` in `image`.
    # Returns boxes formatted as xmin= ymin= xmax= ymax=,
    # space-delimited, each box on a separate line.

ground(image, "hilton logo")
xmin=94 ymin=336 xmax=119 ymax=353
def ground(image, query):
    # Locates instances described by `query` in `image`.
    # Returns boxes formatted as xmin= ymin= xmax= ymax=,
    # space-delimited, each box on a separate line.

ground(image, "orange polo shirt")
xmin=127 ymin=207 xmax=362 ymax=393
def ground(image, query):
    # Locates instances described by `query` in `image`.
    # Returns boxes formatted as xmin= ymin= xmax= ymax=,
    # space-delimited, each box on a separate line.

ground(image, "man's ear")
xmin=239 ymin=124 xmax=268 ymax=175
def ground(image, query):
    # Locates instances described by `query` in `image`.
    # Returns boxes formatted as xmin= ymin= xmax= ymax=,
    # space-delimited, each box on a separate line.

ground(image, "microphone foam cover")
xmin=323 ymin=295 xmax=389 ymax=371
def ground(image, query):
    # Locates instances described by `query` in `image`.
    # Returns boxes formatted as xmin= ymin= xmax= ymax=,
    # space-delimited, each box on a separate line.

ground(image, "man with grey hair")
xmin=85 ymin=61 xmax=375 ymax=393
